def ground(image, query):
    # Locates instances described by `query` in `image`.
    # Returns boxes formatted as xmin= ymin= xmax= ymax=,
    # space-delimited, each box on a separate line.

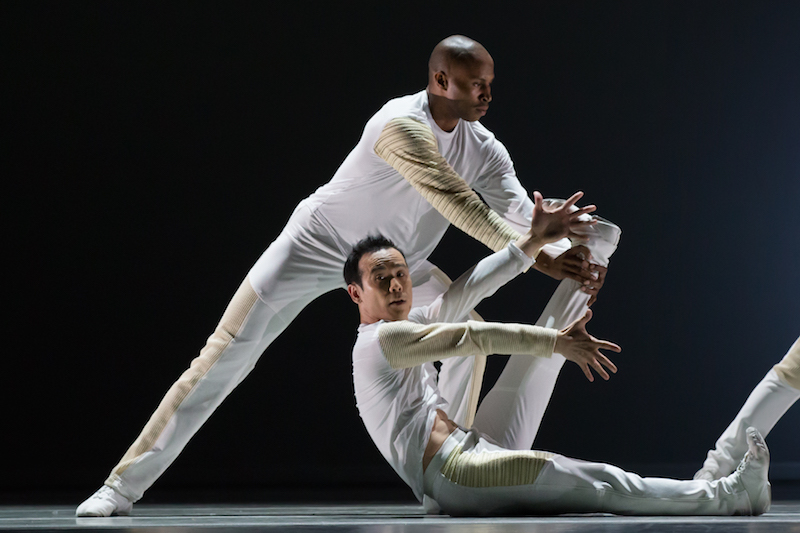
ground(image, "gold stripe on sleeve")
xmin=378 ymin=320 xmax=556 ymax=370
xmin=374 ymin=116 xmax=521 ymax=252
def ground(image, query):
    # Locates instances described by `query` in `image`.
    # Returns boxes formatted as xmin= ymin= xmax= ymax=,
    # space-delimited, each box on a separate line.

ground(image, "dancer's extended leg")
xmin=411 ymin=263 xmax=486 ymax=429
xmin=473 ymin=215 xmax=621 ymax=449
xmin=424 ymin=426 xmax=770 ymax=516
xmin=695 ymin=337 xmax=800 ymax=480
xmin=77 ymin=210 xmax=348 ymax=515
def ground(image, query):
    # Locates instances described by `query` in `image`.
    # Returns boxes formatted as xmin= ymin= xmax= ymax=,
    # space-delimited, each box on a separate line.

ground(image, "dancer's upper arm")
xmin=374 ymin=116 xmax=521 ymax=252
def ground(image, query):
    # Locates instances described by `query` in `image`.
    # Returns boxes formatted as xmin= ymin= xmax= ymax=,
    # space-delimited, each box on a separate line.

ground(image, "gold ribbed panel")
xmin=374 ymin=117 xmax=520 ymax=252
xmin=773 ymin=336 xmax=800 ymax=390
xmin=440 ymin=445 xmax=554 ymax=488
xmin=378 ymin=320 xmax=556 ymax=370
xmin=110 ymin=278 xmax=260 ymax=477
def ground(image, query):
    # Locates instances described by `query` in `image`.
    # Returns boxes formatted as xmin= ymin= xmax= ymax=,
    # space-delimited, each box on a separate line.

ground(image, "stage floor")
xmin=2 ymin=502 xmax=800 ymax=532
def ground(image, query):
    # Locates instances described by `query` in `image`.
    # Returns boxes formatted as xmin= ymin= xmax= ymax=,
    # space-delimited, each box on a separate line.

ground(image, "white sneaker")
xmin=583 ymin=216 xmax=620 ymax=263
xmin=730 ymin=427 xmax=771 ymax=516
xmin=693 ymin=369 xmax=798 ymax=483
xmin=75 ymin=486 xmax=133 ymax=517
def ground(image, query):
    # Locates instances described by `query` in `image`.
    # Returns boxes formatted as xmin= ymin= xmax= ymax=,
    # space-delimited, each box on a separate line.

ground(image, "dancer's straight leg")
xmin=105 ymin=215 xmax=348 ymax=502
xmin=695 ymin=368 xmax=799 ymax=479
xmin=474 ymin=217 xmax=621 ymax=450
xmin=425 ymin=427 xmax=770 ymax=517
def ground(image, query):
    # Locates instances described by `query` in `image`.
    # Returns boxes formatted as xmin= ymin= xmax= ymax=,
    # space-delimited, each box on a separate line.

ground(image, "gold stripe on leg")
xmin=773 ymin=337 xmax=800 ymax=390
xmin=110 ymin=277 xmax=260 ymax=477
xmin=463 ymin=310 xmax=487 ymax=429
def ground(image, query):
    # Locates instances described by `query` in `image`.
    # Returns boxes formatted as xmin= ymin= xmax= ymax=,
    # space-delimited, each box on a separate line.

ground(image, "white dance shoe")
xmin=75 ymin=485 xmax=133 ymax=517
xmin=694 ymin=369 xmax=799 ymax=481
xmin=729 ymin=427 xmax=771 ymax=516
xmin=693 ymin=467 xmax=716 ymax=482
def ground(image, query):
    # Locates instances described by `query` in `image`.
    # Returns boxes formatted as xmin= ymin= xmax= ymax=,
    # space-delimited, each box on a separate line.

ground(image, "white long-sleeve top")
xmin=301 ymin=90 xmax=536 ymax=267
xmin=351 ymin=243 xmax=557 ymax=500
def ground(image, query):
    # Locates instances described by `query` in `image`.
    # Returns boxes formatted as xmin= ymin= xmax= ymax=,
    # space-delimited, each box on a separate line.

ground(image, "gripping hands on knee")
xmin=544 ymin=245 xmax=608 ymax=306
xmin=555 ymin=309 xmax=621 ymax=382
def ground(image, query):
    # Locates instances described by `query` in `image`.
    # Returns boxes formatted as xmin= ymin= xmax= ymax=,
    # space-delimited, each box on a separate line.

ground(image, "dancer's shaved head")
xmin=428 ymin=35 xmax=491 ymax=84
xmin=426 ymin=35 xmax=494 ymax=131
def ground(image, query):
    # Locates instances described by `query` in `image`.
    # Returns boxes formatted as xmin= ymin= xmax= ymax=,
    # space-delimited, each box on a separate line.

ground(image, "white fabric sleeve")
xmin=474 ymin=138 xmax=571 ymax=260
xmin=474 ymin=139 xmax=533 ymax=236
xmin=415 ymin=243 xmax=534 ymax=325
xmin=374 ymin=116 xmax=521 ymax=252
xmin=378 ymin=320 xmax=556 ymax=370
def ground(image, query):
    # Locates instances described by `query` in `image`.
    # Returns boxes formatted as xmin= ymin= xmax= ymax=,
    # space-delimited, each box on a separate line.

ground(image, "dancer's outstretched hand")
xmin=555 ymin=309 xmax=621 ymax=382
xmin=516 ymin=191 xmax=597 ymax=257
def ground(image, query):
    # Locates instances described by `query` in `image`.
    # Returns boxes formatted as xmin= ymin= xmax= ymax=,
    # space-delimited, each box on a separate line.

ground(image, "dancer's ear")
xmin=347 ymin=284 xmax=363 ymax=304
xmin=434 ymin=71 xmax=448 ymax=91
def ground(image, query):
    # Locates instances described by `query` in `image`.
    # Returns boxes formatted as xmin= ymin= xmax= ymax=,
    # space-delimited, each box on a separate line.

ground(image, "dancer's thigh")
xmin=248 ymin=210 xmax=347 ymax=312
xmin=410 ymin=261 xmax=449 ymax=309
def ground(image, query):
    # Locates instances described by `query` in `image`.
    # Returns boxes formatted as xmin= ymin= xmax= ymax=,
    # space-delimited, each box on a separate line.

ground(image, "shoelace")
xmin=92 ymin=486 xmax=115 ymax=499
xmin=735 ymin=451 xmax=752 ymax=474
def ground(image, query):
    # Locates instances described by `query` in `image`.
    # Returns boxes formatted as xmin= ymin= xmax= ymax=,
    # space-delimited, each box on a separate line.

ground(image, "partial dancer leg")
xmin=77 ymin=208 xmax=347 ymax=516
xmin=410 ymin=263 xmax=485 ymax=429
xmin=695 ymin=336 xmax=800 ymax=480
xmin=424 ymin=426 xmax=770 ymax=516
xmin=473 ymin=213 xmax=621 ymax=450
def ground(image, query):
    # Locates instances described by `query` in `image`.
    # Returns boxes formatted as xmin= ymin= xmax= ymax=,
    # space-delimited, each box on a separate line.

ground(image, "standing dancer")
xmin=77 ymin=35 xmax=618 ymax=516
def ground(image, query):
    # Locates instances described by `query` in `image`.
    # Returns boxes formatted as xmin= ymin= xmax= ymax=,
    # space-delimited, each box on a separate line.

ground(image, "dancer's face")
xmin=441 ymin=52 xmax=494 ymax=122
xmin=348 ymin=248 xmax=412 ymax=323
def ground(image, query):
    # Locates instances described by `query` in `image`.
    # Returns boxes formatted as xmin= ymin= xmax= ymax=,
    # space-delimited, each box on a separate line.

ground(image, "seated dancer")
xmin=695 ymin=337 xmax=799 ymax=481
xmin=346 ymin=193 xmax=771 ymax=516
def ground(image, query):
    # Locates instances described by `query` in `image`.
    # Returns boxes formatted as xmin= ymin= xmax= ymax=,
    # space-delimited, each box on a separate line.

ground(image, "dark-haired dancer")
xmin=346 ymin=196 xmax=770 ymax=516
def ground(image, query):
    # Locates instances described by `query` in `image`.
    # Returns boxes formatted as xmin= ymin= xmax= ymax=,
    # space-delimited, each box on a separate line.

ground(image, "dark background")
xmin=4 ymin=1 xmax=799 ymax=503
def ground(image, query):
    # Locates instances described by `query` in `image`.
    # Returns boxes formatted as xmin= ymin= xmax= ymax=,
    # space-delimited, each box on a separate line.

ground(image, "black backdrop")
xmin=5 ymin=1 xmax=799 ymax=502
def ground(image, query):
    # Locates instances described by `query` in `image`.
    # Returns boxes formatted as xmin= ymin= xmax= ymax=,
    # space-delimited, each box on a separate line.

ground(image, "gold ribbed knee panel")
xmin=440 ymin=445 xmax=554 ymax=488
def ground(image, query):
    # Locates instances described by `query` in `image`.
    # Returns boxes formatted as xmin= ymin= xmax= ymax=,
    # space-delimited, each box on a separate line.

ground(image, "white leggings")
xmin=424 ymin=427 xmax=754 ymax=516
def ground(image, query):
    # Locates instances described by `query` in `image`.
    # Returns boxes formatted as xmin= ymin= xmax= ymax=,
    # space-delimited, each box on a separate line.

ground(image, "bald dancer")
xmin=77 ymin=35 xmax=619 ymax=516
xmin=695 ymin=337 xmax=800 ymax=481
